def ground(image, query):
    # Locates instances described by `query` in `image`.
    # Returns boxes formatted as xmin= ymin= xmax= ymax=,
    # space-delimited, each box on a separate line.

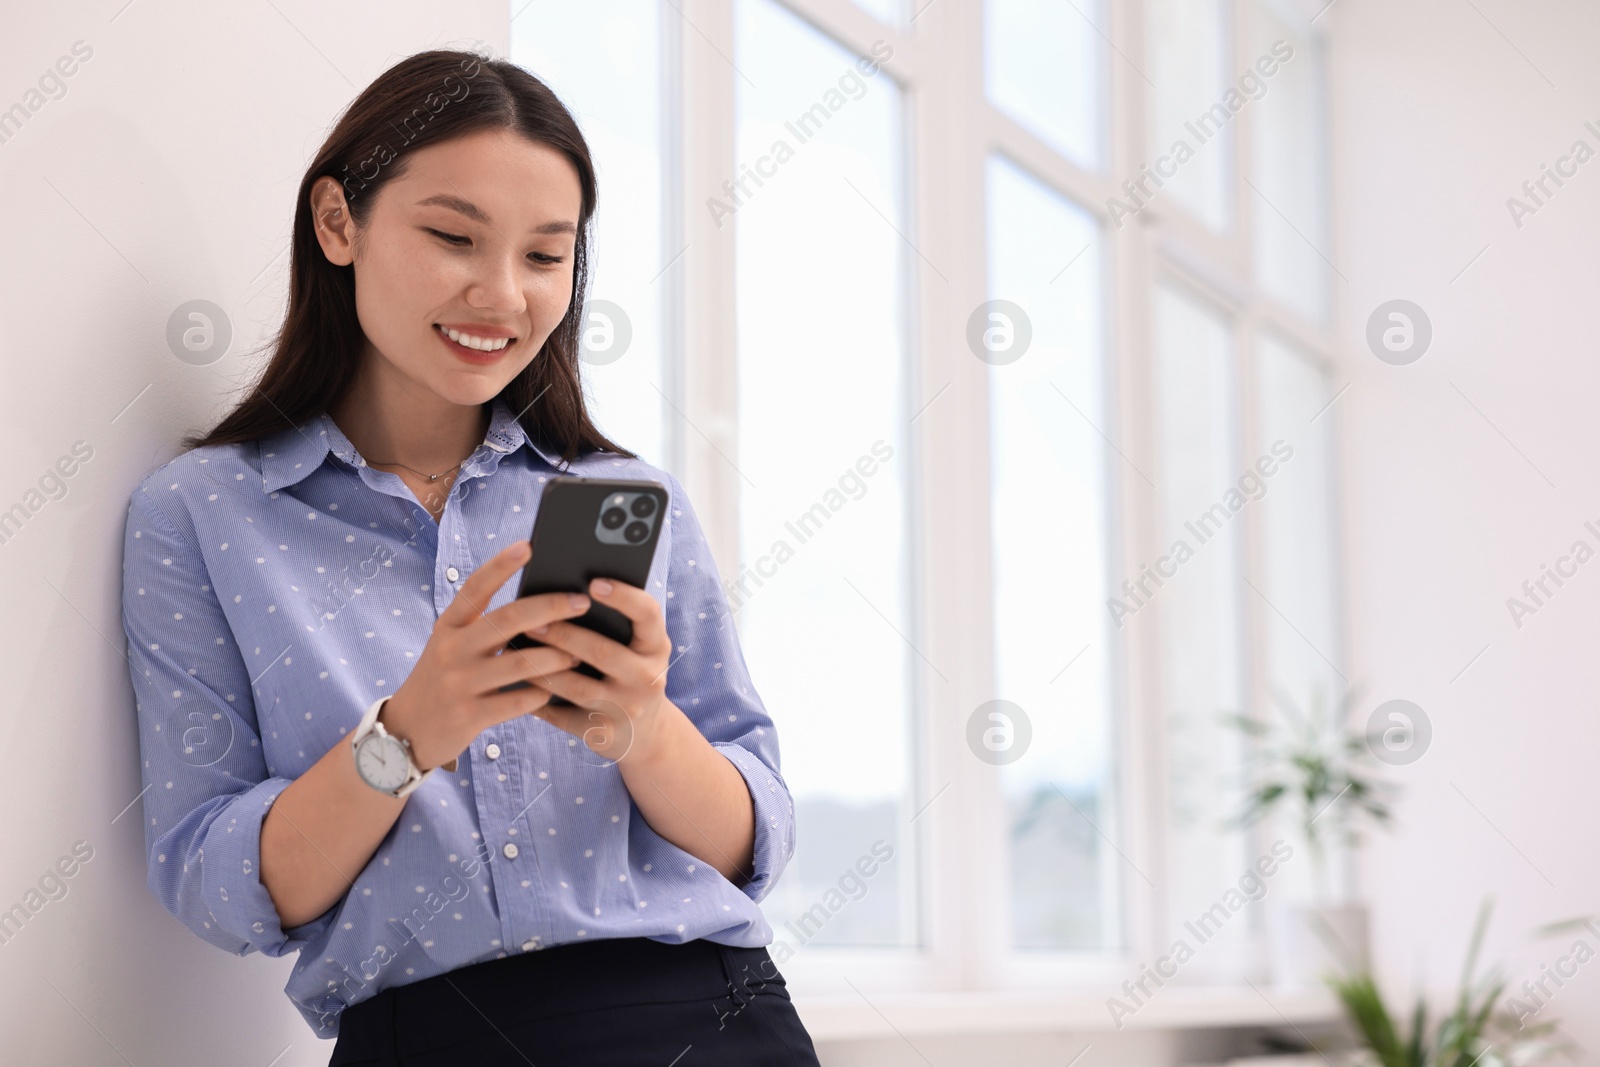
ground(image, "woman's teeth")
xmin=439 ymin=326 xmax=512 ymax=352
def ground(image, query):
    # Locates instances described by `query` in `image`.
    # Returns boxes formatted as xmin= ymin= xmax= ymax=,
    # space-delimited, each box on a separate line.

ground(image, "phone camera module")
xmin=592 ymin=487 xmax=665 ymax=547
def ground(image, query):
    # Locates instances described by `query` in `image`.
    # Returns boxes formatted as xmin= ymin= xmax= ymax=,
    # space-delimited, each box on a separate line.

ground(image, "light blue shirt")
xmin=120 ymin=396 xmax=796 ymax=1039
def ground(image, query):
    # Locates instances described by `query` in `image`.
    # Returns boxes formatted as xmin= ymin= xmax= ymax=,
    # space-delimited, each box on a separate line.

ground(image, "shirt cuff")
xmin=712 ymin=742 xmax=795 ymax=903
xmin=161 ymin=776 xmax=336 ymax=958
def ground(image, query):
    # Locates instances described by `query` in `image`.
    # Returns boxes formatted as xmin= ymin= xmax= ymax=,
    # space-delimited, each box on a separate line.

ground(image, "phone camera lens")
xmin=630 ymin=495 xmax=657 ymax=518
xmin=601 ymin=507 xmax=627 ymax=529
xmin=624 ymin=521 xmax=649 ymax=543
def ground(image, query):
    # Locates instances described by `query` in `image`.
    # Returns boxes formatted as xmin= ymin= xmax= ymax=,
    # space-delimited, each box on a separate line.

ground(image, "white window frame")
xmin=646 ymin=0 xmax=1345 ymax=1022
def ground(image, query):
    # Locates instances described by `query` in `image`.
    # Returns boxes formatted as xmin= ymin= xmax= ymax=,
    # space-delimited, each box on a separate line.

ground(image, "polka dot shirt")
xmin=119 ymin=396 xmax=796 ymax=1039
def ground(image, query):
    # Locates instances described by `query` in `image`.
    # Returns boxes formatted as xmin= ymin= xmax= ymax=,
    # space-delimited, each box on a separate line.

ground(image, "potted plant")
xmin=1327 ymin=898 xmax=1571 ymax=1066
xmin=1225 ymin=682 xmax=1394 ymax=987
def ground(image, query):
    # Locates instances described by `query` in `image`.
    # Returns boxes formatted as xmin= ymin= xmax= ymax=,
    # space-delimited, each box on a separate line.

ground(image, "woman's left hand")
xmin=525 ymin=577 xmax=672 ymax=763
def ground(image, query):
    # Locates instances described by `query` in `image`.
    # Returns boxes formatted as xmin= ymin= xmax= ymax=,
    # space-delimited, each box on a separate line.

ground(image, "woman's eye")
xmin=429 ymin=228 xmax=562 ymax=265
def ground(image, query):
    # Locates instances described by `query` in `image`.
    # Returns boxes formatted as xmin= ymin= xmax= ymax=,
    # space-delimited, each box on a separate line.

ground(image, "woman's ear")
xmin=309 ymin=175 xmax=358 ymax=266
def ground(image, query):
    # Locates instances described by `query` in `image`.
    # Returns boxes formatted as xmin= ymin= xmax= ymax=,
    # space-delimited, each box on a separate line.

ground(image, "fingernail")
xmin=568 ymin=593 xmax=589 ymax=609
xmin=592 ymin=578 xmax=614 ymax=596
xmin=534 ymin=624 xmax=549 ymax=635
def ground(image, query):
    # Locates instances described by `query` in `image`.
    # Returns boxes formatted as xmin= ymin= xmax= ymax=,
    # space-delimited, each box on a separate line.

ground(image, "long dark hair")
xmin=183 ymin=49 xmax=634 ymax=464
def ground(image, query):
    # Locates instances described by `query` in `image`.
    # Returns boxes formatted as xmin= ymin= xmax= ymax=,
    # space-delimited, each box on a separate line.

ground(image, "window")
xmin=509 ymin=0 xmax=1339 ymax=998
xmin=1146 ymin=0 xmax=1232 ymax=231
xmin=1252 ymin=330 xmax=1345 ymax=901
xmin=1250 ymin=2 xmax=1330 ymax=322
xmin=984 ymin=155 xmax=1117 ymax=952
xmin=732 ymin=0 xmax=916 ymax=948
xmin=510 ymin=1 xmax=668 ymax=466
xmin=1151 ymin=283 xmax=1251 ymax=966
xmin=985 ymin=0 xmax=1103 ymax=170
xmin=1254 ymin=334 xmax=1342 ymax=714
xmin=850 ymin=0 xmax=904 ymax=27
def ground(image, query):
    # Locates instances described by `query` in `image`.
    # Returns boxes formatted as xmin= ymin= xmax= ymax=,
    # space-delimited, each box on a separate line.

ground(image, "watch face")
xmin=356 ymin=733 xmax=412 ymax=791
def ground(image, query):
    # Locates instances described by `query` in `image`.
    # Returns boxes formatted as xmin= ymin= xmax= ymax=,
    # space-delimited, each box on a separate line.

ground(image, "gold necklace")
xmin=370 ymin=457 xmax=467 ymax=481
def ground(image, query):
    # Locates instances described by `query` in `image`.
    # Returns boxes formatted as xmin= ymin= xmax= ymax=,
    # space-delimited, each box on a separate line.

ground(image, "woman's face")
xmin=313 ymin=127 xmax=584 ymax=407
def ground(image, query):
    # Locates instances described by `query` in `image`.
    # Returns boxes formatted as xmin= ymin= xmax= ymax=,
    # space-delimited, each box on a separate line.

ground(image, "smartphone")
xmin=502 ymin=477 xmax=669 ymax=706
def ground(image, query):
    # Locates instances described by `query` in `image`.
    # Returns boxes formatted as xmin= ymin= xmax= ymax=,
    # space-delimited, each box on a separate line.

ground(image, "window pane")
xmin=1254 ymin=332 xmax=1343 ymax=900
xmin=985 ymin=0 xmax=1103 ymax=170
xmin=734 ymin=0 xmax=915 ymax=948
xmin=1255 ymin=334 xmax=1340 ymax=707
xmin=1146 ymin=0 xmax=1232 ymax=230
xmin=1151 ymin=285 xmax=1250 ymax=956
xmin=985 ymin=156 xmax=1118 ymax=950
xmin=1250 ymin=2 xmax=1328 ymax=322
xmin=510 ymin=2 xmax=667 ymax=466
xmin=852 ymin=0 xmax=903 ymax=26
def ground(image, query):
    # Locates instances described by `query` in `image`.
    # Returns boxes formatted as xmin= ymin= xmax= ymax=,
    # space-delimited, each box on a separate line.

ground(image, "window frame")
xmin=618 ymin=0 xmax=1344 ymax=998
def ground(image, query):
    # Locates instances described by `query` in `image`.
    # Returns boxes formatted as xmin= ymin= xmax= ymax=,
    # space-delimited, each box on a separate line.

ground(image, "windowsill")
xmin=792 ymin=986 xmax=1342 ymax=1041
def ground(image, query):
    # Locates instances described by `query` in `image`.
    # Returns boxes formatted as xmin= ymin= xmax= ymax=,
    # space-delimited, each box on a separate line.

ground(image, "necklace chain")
xmin=369 ymin=456 xmax=469 ymax=481
xmin=362 ymin=412 xmax=489 ymax=482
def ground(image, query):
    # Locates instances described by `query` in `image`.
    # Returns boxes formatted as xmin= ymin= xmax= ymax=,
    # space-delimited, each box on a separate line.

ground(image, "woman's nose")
xmin=468 ymin=250 xmax=526 ymax=312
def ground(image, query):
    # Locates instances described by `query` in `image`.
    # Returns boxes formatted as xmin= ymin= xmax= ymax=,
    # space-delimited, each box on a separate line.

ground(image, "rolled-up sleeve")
xmin=659 ymin=472 xmax=796 ymax=904
xmin=121 ymin=484 xmax=335 ymax=957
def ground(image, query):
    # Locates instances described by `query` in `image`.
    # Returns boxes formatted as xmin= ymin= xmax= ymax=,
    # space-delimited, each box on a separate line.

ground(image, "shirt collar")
xmin=259 ymin=395 xmax=567 ymax=493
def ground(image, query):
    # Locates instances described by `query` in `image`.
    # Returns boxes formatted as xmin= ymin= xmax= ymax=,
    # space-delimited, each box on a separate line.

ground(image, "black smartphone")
xmin=502 ymin=477 xmax=669 ymax=706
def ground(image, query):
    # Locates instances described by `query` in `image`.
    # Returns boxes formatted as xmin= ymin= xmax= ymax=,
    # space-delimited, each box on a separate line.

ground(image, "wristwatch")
xmin=350 ymin=695 xmax=454 ymax=799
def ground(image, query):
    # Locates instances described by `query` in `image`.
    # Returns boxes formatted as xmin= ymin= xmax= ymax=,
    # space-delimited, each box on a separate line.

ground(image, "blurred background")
xmin=4 ymin=0 xmax=1599 ymax=1064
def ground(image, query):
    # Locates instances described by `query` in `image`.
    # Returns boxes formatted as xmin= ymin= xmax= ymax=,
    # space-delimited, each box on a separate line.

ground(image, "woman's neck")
xmin=328 ymin=365 xmax=491 ymax=475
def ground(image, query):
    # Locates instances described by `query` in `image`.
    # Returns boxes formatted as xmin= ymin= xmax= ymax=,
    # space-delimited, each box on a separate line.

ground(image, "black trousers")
xmin=327 ymin=936 xmax=821 ymax=1066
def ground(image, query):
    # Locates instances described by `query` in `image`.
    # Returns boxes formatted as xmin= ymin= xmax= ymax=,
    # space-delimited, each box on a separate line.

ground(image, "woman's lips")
xmin=434 ymin=324 xmax=515 ymax=364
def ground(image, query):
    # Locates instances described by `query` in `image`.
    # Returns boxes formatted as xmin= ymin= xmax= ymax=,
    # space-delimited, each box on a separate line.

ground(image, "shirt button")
xmin=503 ymin=842 xmax=519 ymax=859
xmin=485 ymin=743 xmax=501 ymax=760
xmin=521 ymin=939 xmax=539 ymax=952
xmin=446 ymin=566 xmax=461 ymax=582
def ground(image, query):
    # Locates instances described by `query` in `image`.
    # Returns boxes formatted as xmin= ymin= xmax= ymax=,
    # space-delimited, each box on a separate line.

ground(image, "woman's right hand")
xmin=380 ymin=540 xmax=593 ymax=772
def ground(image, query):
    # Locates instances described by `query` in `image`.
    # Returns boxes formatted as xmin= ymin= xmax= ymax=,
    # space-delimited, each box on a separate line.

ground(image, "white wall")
xmin=1329 ymin=0 xmax=1600 ymax=1055
xmin=0 ymin=5 xmax=503 ymax=1064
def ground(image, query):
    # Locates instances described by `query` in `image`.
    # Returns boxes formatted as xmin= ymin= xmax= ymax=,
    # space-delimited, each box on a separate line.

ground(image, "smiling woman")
xmin=307 ymin=123 xmax=588 ymax=490
xmin=121 ymin=49 xmax=818 ymax=1066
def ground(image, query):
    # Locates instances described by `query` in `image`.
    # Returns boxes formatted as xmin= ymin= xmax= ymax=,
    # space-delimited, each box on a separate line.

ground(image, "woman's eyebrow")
xmin=414 ymin=193 xmax=576 ymax=235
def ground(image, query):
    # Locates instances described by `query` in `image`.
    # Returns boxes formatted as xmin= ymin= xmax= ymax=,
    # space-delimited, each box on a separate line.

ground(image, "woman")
xmin=120 ymin=49 xmax=818 ymax=1066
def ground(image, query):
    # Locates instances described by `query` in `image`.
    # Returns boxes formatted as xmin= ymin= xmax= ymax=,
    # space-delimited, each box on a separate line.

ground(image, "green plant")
xmin=1328 ymin=898 xmax=1571 ymax=1067
xmin=1225 ymin=682 xmax=1393 ymax=901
